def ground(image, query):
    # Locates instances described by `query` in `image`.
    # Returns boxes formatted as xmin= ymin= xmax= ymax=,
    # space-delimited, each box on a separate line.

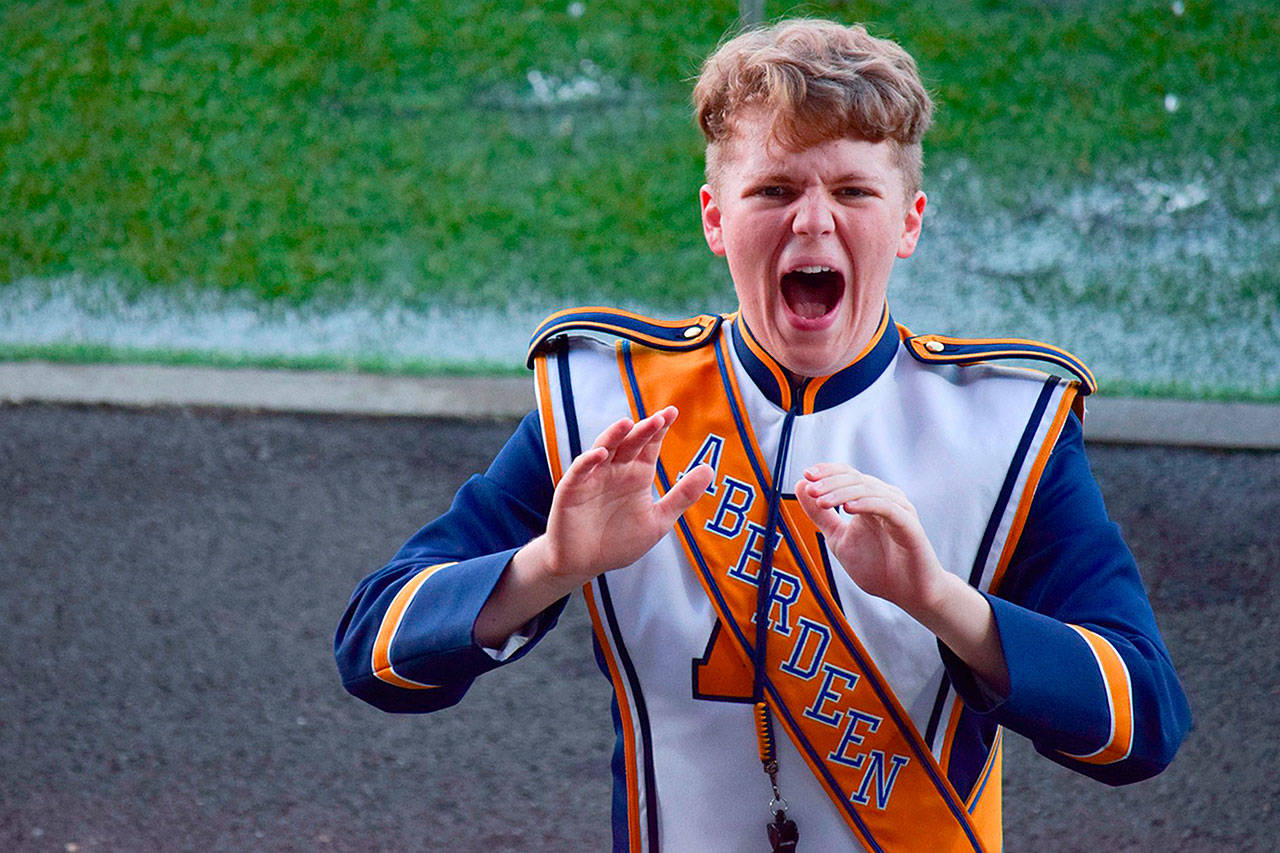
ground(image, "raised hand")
xmin=540 ymin=406 xmax=714 ymax=584
xmin=794 ymin=462 xmax=1010 ymax=692
xmin=475 ymin=407 xmax=712 ymax=647
xmin=794 ymin=462 xmax=947 ymax=614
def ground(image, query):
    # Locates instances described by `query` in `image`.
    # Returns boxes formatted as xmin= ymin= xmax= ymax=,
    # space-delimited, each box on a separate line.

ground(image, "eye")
xmin=756 ymin=185 xmax=789 ymax=198
xmin=837 ymin=186 xmax=871 ymax=199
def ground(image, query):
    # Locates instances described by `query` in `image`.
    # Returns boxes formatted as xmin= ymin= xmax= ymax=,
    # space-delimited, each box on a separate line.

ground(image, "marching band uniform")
xmin=335 ymin=308 xmax=1189 ymax=852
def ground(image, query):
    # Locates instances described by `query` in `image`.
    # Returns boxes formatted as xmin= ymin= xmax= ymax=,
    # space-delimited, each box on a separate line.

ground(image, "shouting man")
xmin=336 ymin=20 xmax=1189 ymax=852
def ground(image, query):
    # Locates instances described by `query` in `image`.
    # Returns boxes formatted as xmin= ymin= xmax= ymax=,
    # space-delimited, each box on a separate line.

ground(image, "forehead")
xmin=720 ymin=133 xmax=902 ymax=188
xmin=713 ymin=108 xmax=902 ymax=183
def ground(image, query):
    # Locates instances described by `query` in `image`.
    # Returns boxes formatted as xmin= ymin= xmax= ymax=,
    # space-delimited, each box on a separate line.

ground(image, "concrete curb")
xmin=0 ymin=361 xmax=530 ymax=420
xmin=2 ymin=361 xmax=1277 ymax=449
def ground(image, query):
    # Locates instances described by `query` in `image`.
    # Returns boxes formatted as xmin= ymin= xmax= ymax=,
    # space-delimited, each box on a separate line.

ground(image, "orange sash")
xmin=617 ymin=336 xmax=993 ymax=853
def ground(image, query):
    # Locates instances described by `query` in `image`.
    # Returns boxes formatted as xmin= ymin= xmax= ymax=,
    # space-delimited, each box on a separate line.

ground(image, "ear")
xmin=896 ymin=191 xmax=927 ymax=259
xmin=700 ymin=184 xmax=726 ymax=257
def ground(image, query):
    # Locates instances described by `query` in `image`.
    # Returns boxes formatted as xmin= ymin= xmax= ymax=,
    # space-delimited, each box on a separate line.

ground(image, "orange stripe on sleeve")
xmin=370 ymin=562 xmax=457 ymax=689
xmin=1061 ymin=625 xmax=1135 ymax=765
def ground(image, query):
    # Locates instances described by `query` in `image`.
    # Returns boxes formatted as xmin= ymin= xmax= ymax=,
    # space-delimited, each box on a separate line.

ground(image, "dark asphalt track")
xmin=1 ymin=403 xmax=1277 ymax=852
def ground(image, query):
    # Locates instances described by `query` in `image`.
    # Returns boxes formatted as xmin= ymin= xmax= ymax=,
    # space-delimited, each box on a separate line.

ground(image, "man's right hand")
xmin=474 ymin=406 xmax=712 ymax=648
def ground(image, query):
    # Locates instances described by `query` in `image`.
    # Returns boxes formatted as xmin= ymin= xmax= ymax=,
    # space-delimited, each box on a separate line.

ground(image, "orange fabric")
xmin=620 ymin=338 xmax=992 ymax=852
xmin=371 ymin=563 xmax=456 ymax=689
xmin=693 ymin=620 xmax=755 ymax=701
xmin=1063 ymin=626 xmax=1135 ymax=765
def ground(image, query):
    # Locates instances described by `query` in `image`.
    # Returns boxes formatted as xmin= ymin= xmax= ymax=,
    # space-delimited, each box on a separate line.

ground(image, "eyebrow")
xmin=748 ymin=170 xmax=885 ymax=186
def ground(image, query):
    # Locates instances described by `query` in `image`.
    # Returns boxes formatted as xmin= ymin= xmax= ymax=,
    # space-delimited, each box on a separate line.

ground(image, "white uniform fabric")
xmin=538 ymin=329 xmax=1069 ymax=851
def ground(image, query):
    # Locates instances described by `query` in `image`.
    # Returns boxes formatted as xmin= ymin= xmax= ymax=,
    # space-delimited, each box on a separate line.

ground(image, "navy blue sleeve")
xmin=334 ymin=411 xmax=560 ymax=713
xmin=942 ymin=413 xmax=1191 ymax=784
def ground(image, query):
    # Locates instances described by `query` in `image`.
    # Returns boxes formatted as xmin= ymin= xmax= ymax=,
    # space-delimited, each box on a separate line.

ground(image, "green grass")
xmin=1 ymin=0 xmax=1278 ymax=399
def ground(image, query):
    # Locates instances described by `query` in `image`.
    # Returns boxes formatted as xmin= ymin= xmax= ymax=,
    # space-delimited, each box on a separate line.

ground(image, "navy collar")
xmin=729 ymin=307 xmax=899 ymax=414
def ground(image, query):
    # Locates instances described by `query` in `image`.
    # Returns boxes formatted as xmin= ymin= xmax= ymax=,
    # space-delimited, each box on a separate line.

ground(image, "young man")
xmin=336 ymin=20 xmax=1189 ymax=852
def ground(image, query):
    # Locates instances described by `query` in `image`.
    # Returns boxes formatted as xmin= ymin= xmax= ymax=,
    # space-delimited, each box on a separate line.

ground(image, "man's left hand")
xmin=794 ymin=462 xmax=1010 ymax=695
xmin=794 ymin=462 xmax=947 ymax=615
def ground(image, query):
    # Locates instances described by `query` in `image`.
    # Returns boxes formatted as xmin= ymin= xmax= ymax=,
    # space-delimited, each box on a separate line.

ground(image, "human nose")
xmin=791 ymin=190 xmax=835 ymax=237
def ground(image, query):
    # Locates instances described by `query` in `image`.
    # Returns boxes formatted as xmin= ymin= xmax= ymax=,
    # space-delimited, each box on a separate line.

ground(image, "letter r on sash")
xmin=705 ymin=476 xmax=755 ymax=539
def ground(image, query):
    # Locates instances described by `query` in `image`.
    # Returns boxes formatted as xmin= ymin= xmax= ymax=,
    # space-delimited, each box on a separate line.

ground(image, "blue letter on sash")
xmin=780 ymin=618 xmax=831 ymax=680
xmin=762 ymin=569 xmax=801 ymax=637
xmin=850 ymin=751 xmax=911 ymax=810
xmin=727 ymin=521 xmax=781 ymax=584
xmin=683 ymin=434 xmax=724 ymax=495
xmin=827 ymin=709 xmax=882 ymax=768
xmin=705 ymin=476 xmax=754 ymax=539
xmin=803 ymin=663 xmax=861 ymax=728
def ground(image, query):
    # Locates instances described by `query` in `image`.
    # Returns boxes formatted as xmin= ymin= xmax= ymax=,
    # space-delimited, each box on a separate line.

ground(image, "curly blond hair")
xmin=694 ymin=19 xmax=934 ymax=195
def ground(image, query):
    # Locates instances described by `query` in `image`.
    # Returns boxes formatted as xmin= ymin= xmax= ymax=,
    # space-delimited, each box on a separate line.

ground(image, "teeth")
xmin=793 ymin=265 xmax=835 ymax=274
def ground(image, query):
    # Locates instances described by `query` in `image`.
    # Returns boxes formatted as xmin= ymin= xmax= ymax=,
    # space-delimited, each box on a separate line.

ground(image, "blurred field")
xmin=2 ymin=0 xmax=1277 ymax=397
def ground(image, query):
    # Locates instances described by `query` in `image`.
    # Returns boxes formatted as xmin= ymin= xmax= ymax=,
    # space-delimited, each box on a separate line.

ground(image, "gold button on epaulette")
xmin=683 ymin=325 xmax=702 ymax=339
xmin=924 ymin=339 xmax=945 ymax=353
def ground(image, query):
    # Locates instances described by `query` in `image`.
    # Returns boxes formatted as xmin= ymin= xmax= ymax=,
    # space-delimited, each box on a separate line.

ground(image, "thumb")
xmin=795 ymin=479 xmax=844 ymax=539
xmin=655 ymin=463 xmax=714 ymax=525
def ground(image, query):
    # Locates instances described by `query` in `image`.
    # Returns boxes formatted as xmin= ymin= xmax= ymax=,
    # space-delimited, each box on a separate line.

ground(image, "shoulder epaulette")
xmin=526 ymin=307 xmax=724 ymax=368
xmin=904 ymin=332 xmax=1097 ymax=395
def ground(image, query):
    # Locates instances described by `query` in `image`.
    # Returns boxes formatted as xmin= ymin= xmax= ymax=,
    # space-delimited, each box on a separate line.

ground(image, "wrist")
xmin=475 ymin=537 xmax=579 ymax=649
xmin=911 ymin=571 xmax=980 ymax=638
xmin=510 ymin=535 xmax=595 ymax=596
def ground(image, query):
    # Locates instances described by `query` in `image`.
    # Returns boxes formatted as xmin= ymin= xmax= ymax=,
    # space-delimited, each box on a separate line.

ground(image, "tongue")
xmin=782 ymin=272 xmax=840 ymax=319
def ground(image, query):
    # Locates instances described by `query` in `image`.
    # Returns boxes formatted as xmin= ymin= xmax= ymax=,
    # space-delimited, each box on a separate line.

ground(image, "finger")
xmin=655 ymin=461 xmax=712 ymax=523
xmin=560 ymin=445 xmax=609 ymax=486
xmin=804 ymin=462 xmax=860 ymax=481
xmin=612 ymin=407 xmax=676 ymax=463
xmin=837 ymin=496 xmax=920 ymax=535
xmin=801 ymin=474 xmax=863 ymax=502
xmin=633 ymin=406 xmax=683 ymax=466
xmin=590 ymin=417 xmax=636 ymax=455
xmin=810 ymin=483 xmax=908 ymax=513
xmin=794 ymin=479 xmax=847 ymax=538
xmin=805 ymin=472 xmax=910 ymax=510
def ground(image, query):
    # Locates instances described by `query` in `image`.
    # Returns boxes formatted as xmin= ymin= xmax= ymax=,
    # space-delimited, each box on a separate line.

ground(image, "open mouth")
xmin=781 ymin=266 xmax=844 ymax=320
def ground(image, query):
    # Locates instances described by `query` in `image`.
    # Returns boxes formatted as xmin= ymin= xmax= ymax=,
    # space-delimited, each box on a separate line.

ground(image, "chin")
xmin=777 ymin=339 xmax=847 ymax=378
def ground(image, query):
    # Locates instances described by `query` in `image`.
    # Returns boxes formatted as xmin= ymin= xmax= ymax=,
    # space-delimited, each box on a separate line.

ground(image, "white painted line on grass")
xmin=2 ymin=361 xmax=1277 ymax=449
